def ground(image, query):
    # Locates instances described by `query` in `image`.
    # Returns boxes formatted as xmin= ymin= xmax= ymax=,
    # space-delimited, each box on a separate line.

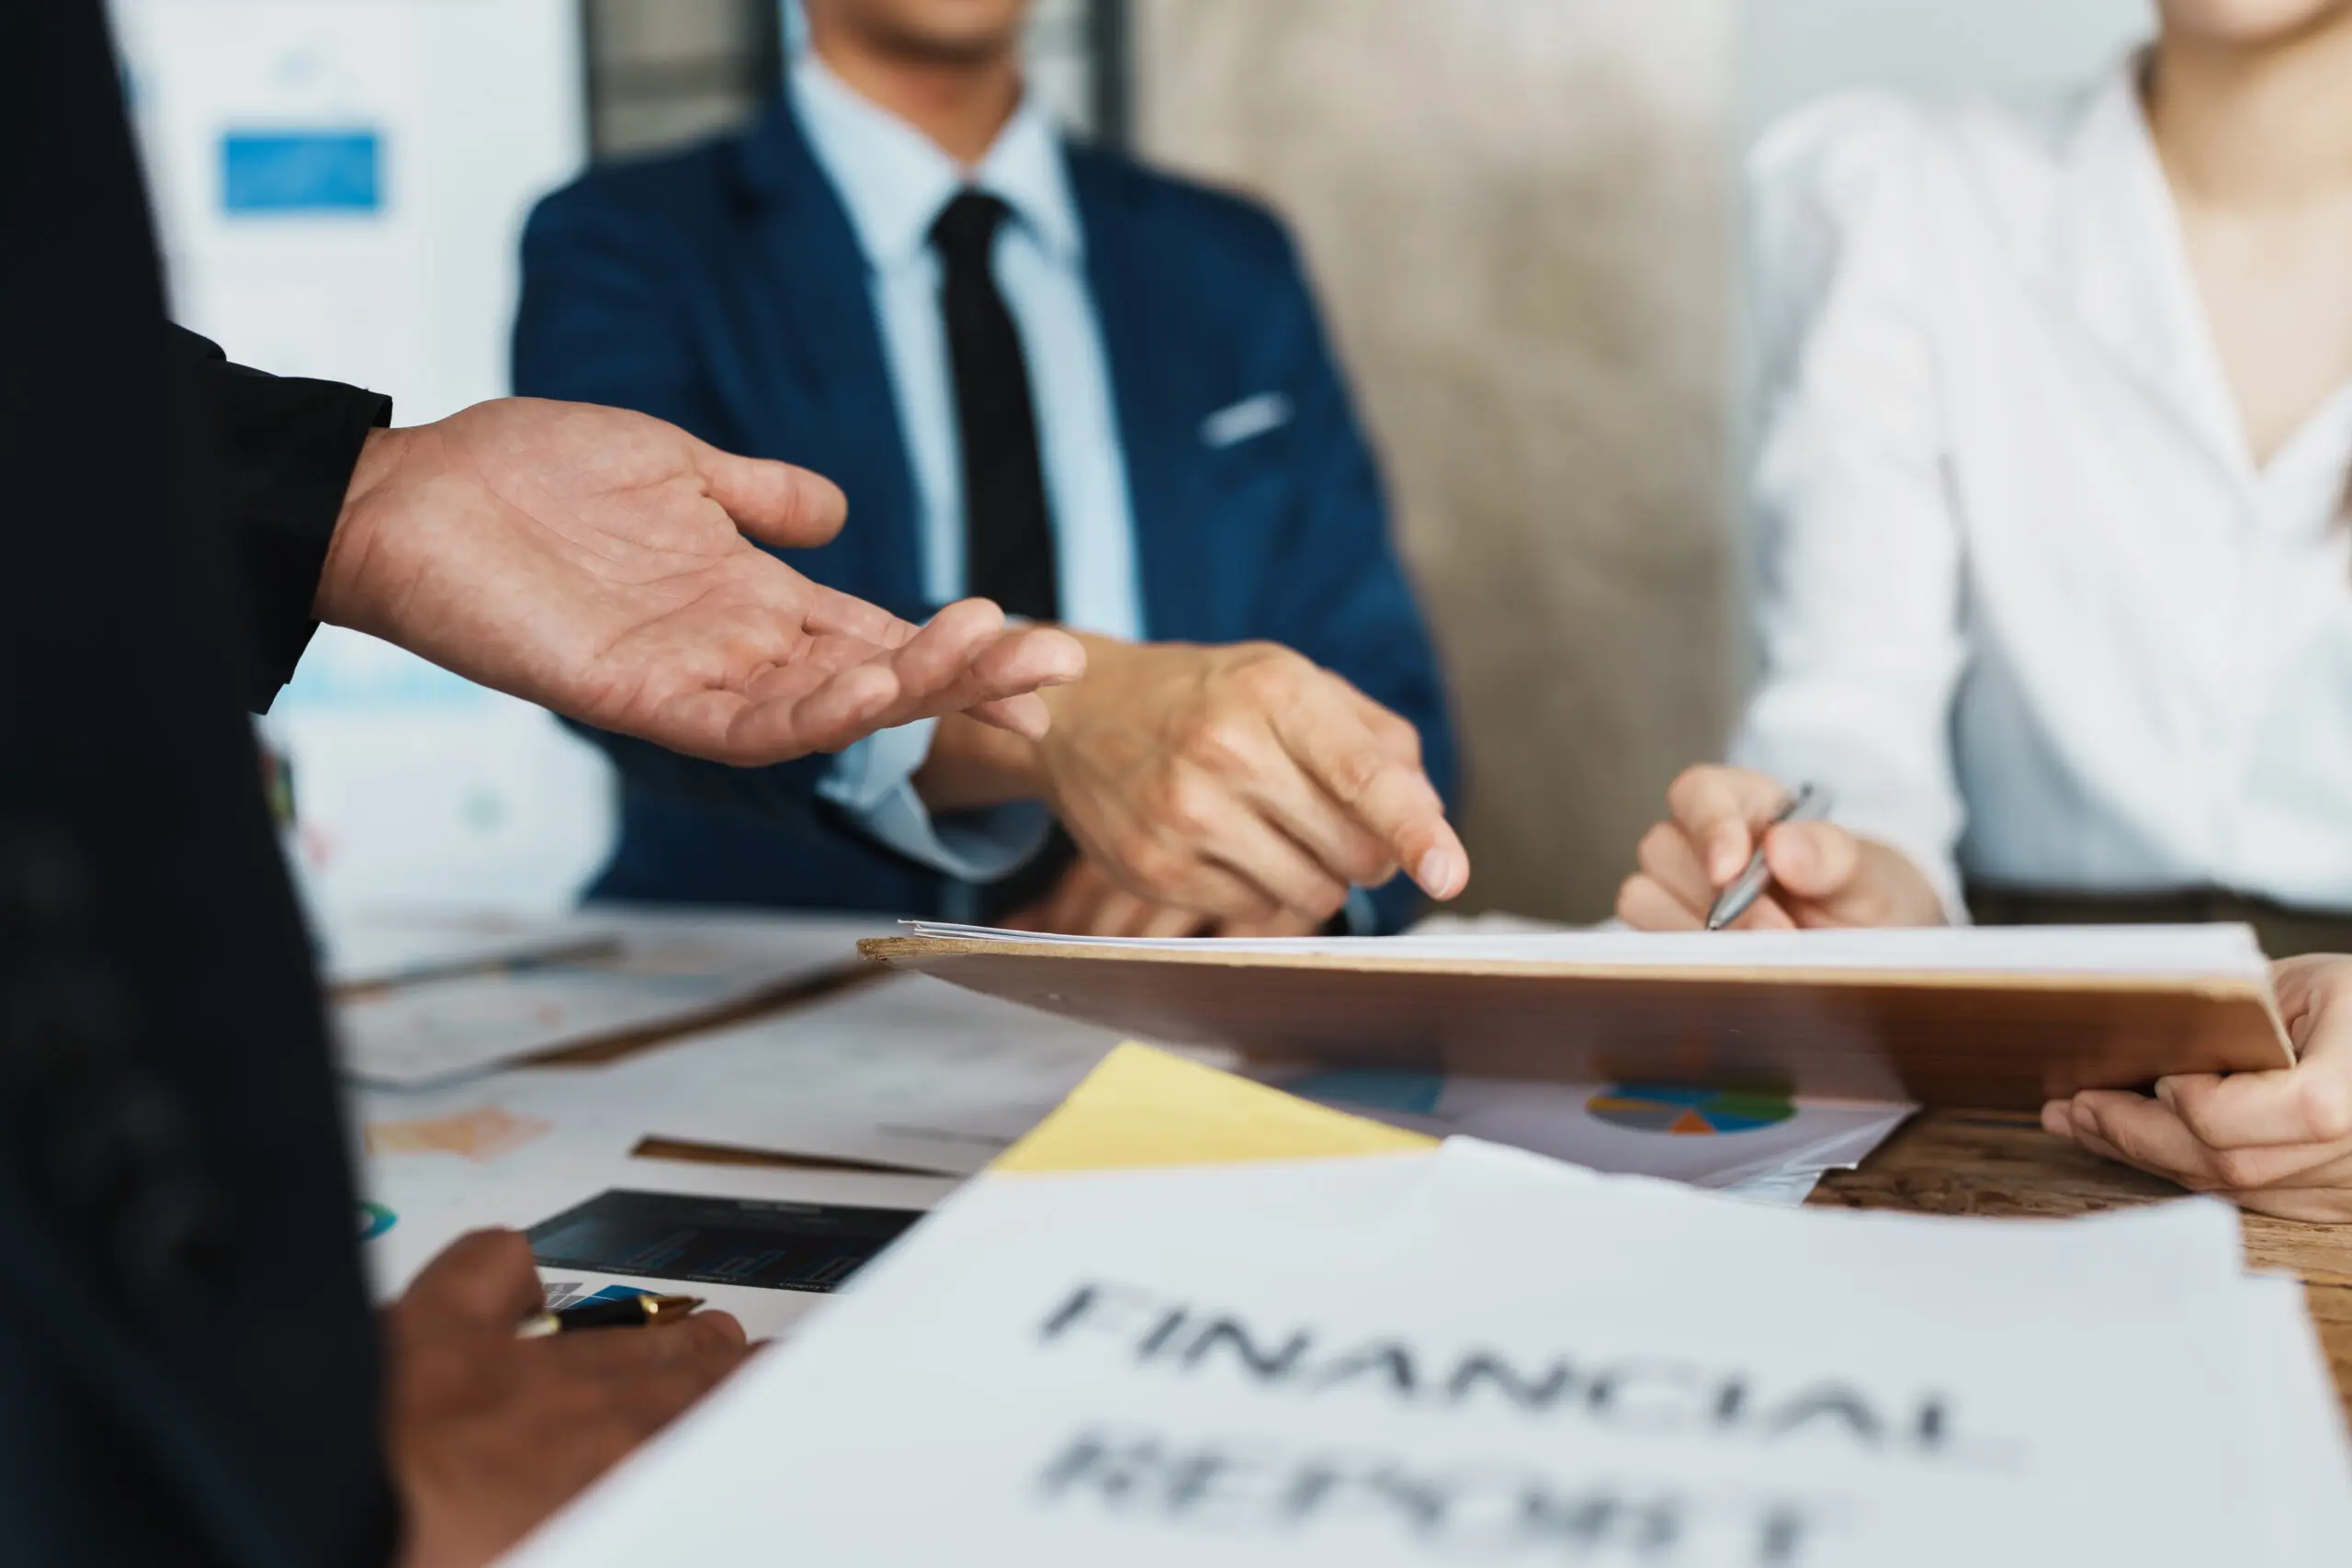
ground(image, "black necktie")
xmin=932 ymin=190 xmax=1076 ymax=915
xmin=931 ymin=189 xmax=1059 ymax=622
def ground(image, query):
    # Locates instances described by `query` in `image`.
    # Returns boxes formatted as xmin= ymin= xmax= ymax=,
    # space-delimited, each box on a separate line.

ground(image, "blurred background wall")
xmin=1129 ymin=0 xmax=2153 ymax=921
xmin=1134 ymin=0 xmax=1738 ymax=924
xmin=113 ymin=0 xmax=2156 ymax=922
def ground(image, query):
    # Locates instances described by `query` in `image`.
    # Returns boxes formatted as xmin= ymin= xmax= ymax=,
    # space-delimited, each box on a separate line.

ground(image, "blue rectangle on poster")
xmin=221 ymin=130 xmax=382 ymax=214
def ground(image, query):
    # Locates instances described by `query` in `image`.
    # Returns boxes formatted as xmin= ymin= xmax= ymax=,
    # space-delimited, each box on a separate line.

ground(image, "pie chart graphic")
xmin=1585 ymin=1084 xmax=1797 ymax=1136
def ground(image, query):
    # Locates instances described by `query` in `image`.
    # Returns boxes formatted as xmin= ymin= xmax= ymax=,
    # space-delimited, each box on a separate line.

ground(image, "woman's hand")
xmin=1615 ymin=765 xmax=1946 ymax=931
xmin=2045 ymin=954 xmax=2352 ymax=1223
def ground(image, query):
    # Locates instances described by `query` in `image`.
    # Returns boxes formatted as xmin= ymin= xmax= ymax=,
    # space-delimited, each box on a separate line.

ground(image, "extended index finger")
xmin=1665 ymin=767 xmax=1789 ymax=885
xmin=1272 ymin=701 xmax=1465 ymax=901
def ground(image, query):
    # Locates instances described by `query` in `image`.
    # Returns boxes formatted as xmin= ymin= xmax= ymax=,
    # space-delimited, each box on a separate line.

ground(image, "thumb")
xmin=695 ymin=442 xmax=850 ymax=549
xmin=1762 ymin=821 xmax=1883 ymax=924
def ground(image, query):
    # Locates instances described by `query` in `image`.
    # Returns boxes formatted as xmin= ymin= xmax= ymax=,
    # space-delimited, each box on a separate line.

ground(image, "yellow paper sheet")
xmin=992 ymin=1042 xmax=1435 ymax=1176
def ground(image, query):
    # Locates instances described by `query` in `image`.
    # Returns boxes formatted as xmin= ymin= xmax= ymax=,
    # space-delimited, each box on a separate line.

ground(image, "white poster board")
xmin=111 ymin=0 xmax=616 ymax=917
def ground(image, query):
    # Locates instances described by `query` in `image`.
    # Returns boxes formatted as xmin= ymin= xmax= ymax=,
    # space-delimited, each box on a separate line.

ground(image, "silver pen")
xmin=1704 ymin=782 xmax=1833 ymax=931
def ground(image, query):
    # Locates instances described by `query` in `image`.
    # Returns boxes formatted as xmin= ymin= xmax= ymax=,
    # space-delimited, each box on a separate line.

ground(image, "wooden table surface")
xmin=1812 ymin=1109 xmax=2352 ymax=1424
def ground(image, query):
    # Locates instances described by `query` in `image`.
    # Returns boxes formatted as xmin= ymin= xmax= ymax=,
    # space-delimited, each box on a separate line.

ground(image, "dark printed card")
xmin=527 ymin=1190 xmax=924 ymax=1292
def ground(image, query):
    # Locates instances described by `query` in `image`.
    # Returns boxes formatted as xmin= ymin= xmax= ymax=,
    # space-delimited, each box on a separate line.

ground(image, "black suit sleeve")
xmin=165 ymin=327 xmax=392 ymax=709
xmin=5 ymin=6 xmax=400 ymax=1566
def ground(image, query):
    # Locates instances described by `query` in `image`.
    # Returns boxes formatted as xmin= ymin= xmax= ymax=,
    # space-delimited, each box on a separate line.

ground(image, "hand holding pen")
xmin=1614 ymin=765 xmax=1949 ymax=931
xmin=1705 ymin=782 xmax=1833 ymax=928
xmin=385 ymin=1234 xmax=748 ymax=1568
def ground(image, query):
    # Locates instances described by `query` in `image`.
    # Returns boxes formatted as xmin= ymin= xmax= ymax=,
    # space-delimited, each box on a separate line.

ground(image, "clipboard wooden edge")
xmin=857 ymin=935 xmax=2294 ymax=1111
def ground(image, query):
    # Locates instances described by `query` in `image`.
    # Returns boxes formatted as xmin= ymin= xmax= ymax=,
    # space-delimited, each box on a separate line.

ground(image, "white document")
xmin=1723 ymin=1168 xmax=1828 ymax=1207
xmin=899 ymin=919 xmax=2272 ymax=979
xmin=333 ymin=908 xmax=891 ymax=1087
xmin=1251 ymin=1066 xmax=1914 ymax=1190
xmin=318 ymin=907 xmax=615 ymax=989
xmin=507 ymin=1139 xmax=2310 ymax=1568
xmin=626 ymin=976 xmax=1173 ymax=1176
xmin=367 ymin=1153 xmax=952 ymax=1341
xmin=2236 ymin=1273 xmax=2352 ymax=1566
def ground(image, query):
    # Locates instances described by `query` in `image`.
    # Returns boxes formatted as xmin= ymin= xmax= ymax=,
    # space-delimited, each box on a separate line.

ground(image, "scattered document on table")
xmin=350 ymin=1061 xmax=664 ymax=1247
xmin=316 ymin=906 xmax=615 ymax=990
xmin=1251 ymin=1066 xmax=1914 ymax=1196
xmin=621 ymin=975 xmax=1170 ymax=1176
xmin=508 ymin=1048 xmax=2348 ymax=1568
xmin=332 ymin=908 xmax=893 ymax=1088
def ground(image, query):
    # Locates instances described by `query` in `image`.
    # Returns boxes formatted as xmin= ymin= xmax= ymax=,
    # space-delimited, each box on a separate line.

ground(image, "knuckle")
xmin=1155 ymin=775 xmax=1220 ymax=839
xmin=2167 ymin=1085 xmax=2220 ymax=1142
xmin=1373 ymin=711 xmax=1422 ymax=761
xmin=2210 ymin=1148 xmax=2267 ymax=1191
xmin=1228 ymin=643 xmax=1306 ymax=698
xmin=1636 ymin=822 xmax=1682 ymax=868
xmin=1124 ymin=840 xmax=1188 ymax=897
xmin=1614 ymin=875 xmax=1649 ymax=921
xmin=2296 ymin=1076 xmax=2352 ymax=1144
xmin=1184 ymin=716 xmax=1260 ymax=773
xmin=1665 ymin=765 xmax=1713 ymax=807
xmin=1325 ymin=746 xmax=1390 ymax=805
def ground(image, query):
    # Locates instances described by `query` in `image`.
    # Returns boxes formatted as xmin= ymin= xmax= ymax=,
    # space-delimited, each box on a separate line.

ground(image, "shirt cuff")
xmin=818 ymin=718 xmax=1054 ymax=883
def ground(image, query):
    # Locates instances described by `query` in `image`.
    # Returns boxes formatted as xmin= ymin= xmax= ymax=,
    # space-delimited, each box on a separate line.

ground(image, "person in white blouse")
xmin=1619 ymin=0 xmax=2352 ymax=1218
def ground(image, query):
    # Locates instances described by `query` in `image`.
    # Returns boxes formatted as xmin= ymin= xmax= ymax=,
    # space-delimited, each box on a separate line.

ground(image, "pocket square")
xmin=1201 ymin=391 xmax=1295 ymax=450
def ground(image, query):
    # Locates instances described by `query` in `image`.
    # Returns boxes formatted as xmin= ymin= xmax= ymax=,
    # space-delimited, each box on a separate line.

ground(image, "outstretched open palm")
xmin=316 ymin=398 xmax=1084 ymax=763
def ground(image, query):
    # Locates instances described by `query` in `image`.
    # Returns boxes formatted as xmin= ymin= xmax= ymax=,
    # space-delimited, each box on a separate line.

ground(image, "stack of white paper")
xmin=1250 ymin=1066 xmax=1913 ymax=1206
xmin=507 ymin=1049 xmax=2350 ymax=1568
xmin=898 ymin=919 xmax=2274 ymax=976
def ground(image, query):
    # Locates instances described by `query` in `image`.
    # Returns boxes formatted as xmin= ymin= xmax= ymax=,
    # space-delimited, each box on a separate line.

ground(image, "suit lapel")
xmin=731 ymin=99 xmax=927 ymax=615
xmin=1069 ymin=152 xmax=1212 ymax=644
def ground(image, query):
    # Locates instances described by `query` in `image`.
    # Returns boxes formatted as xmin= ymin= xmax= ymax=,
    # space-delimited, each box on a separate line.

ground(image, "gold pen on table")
xmin=1704 ymin=782 xmax=1833 ymax=931
xmin=517 ymin=1292 xmax=704 ymax=1338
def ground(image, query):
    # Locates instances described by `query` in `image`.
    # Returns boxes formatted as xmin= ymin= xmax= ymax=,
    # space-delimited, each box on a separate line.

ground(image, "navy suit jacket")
xmin=514 ymin=94 xmax=1457 ymax=932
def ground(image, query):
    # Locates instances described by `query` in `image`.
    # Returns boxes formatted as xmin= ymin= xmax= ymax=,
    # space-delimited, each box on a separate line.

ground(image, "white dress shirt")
xmin=797 ymin=54 xmax=1145 ymax=886
xmin=1732 ymin=60 xmax=2352 ymax=919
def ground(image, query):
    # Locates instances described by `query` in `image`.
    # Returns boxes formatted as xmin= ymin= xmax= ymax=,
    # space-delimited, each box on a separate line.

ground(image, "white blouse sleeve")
xmin=1730 ymin=96 xmax=1973 ymax=919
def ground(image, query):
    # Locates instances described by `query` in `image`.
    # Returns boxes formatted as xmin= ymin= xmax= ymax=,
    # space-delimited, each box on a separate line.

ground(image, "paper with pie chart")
xmin=1253 ymin=1067 xmax=1915 ymax=1194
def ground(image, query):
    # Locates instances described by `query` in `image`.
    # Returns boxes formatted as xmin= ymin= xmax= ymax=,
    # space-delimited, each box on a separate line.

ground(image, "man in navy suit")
xmin=516 ymin=0 xmax=1464 ymax=936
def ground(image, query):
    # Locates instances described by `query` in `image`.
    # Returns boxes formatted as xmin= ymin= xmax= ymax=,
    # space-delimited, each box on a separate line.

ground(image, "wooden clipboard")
xmin=859 ymin=935 xmax=2293 ymax=1111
